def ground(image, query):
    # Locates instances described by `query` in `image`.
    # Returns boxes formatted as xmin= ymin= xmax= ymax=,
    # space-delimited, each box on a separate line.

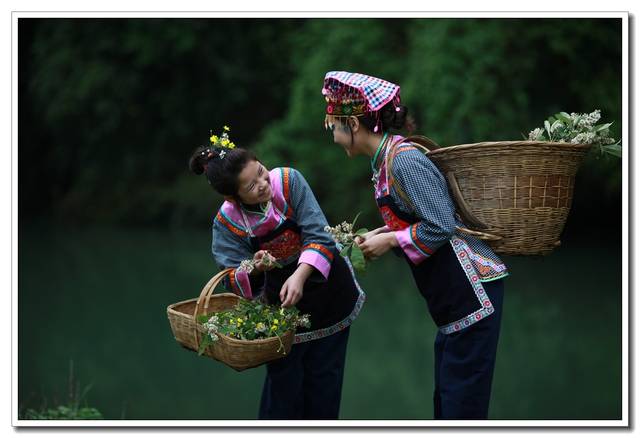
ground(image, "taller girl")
xmin=321 ymin=71 xmax=509 ymax=420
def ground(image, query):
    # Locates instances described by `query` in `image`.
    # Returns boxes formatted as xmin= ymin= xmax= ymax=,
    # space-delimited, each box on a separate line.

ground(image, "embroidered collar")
xmin=370 ymin=132 xmax=389 ymax=173
xmin=371 ymin=133 xmax=390 ymax=185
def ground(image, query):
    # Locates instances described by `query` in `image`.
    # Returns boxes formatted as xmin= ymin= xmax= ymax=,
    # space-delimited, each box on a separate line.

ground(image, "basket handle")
xmin=397 ymin=135 xmax=441 ymax=152
xmin=193 ymin=268 xmax=234 ymax=320
xmin=391 ymin=137 xmax=489 ymax=232
xmin=455 ymin=226 xmax=503 ymax=242
xmin=445 ymin=171 xmax=491 ymax=230
xmin=391 ymin=136 xmax=499 ymax=240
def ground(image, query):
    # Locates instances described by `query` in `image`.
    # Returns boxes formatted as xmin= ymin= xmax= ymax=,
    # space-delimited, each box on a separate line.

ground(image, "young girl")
xmin=320 ymin=71 xmax=509 ymax=420
xmin=189 ymin=129 xmax=365 ymax=420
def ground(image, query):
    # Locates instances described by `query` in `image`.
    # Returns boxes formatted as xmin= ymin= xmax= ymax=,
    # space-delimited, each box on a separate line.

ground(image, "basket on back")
xmin=167 ymin=268 xmax=294 ymax=371
xmin=394 ymin=137 xmax=591 ymax=256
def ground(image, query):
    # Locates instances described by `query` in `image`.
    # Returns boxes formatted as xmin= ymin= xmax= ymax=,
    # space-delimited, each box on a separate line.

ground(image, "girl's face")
xmin=329 ymin=119 xmax=357 ymax=158
xmin=236 ymin=160 xmax=272 ymax=205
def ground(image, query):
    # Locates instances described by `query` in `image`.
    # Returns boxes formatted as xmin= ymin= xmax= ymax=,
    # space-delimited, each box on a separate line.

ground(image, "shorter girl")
xmin=189 ymin=130 xmax=365 ymax=420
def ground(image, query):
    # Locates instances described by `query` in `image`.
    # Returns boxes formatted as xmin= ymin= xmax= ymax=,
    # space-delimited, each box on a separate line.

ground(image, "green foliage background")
xmin=19 ymin=18 xmax=622 ymax=231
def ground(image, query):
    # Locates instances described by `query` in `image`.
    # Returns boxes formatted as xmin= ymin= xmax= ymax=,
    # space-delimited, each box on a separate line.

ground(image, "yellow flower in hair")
xmin=220 ymin=138 xmax=230 ymax=147
xmin=223 ymin=125 xmax=230 ymax=132
xmin=228 ymin=142 xmax=235 ymax=149
xmin=210 ymin=135 xmax=218 ymax=144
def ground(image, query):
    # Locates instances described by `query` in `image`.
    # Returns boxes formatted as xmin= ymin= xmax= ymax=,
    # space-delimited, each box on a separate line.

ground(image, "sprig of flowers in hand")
xmin=238 ymin=251 xmax=283 ymax=275
xmin=527 ymin=110 xmax=621 ymax=158
xmin=324 ymin=212 xmax=368 ymax=272
xmin=197 ymin=299 xmax=311 ymax=355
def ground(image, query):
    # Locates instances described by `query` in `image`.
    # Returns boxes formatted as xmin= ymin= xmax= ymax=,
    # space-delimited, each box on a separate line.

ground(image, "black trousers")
xmin=433 ymin=279 xmax=504 ymax=419
xmin=258 ymin=327 xmax=351 ymax=420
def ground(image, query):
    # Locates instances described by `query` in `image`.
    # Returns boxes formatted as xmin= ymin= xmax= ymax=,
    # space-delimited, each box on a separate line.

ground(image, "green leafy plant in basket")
xmin=527 ymin=109 xmax=621 ymax=158
xmin=324 ymin=212 xmax=368 ymax=272
xmin=197 ymin=298 xmax=311 ymax=355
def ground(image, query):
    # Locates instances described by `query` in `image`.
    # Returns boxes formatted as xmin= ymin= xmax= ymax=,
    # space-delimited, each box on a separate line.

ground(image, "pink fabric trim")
xmin=298 ymin=250 xmax=332 ymax=280
xmin=374 ymin=135 xmax=409 ymax=197
xmin=395 ymin=227 xmax=428 ymax=265
xmin=218 ymin=168 xmax=288 ymax=237
xmin=234 ymin=269 xmax=253 ymax=299
xmin=269 ymin=168 xmax=284 ymax=200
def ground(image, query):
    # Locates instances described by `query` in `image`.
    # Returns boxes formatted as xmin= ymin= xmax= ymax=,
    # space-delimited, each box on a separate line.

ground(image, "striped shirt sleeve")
xmin=390 ymin=148 xmax=457 ymax=265
xmin=287 ymin=168 xmax=336 ymax=279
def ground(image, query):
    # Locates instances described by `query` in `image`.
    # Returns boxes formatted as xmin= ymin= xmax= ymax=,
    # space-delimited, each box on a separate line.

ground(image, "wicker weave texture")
xmin=428 ymin=141 xmax=591 ymax=255
xmin=167 ymin=271 xmax=294 ymax=371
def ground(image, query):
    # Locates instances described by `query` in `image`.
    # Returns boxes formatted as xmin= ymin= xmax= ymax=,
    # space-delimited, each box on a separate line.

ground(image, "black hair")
xmin=339 ymin=102 xmax=416 ymax=147
xmin=359 ymin=102 xmax=416 ymax=134
xmin=189 ymin=146 xmax=257 ymax=197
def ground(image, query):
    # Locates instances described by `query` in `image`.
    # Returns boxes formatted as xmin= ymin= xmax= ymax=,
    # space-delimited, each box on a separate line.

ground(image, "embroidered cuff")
xmin=395 ymin=224 xmax=433 ymax=265
xmin=229 ymin=268 xmax=253 ymax=298
xmin=299 ymin=243 xmax=334 ymax=279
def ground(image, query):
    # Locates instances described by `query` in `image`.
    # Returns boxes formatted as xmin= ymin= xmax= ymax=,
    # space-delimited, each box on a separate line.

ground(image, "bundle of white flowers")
xmin=527 ymin=110 xmax=621 ymax=157
xmin=324 ymin=212 xmax=368 ymax=272
xmin=237 ymin=251 xmax=282 ymax=275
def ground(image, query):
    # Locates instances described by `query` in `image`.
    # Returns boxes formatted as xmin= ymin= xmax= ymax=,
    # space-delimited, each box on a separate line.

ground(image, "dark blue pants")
xmin=258 ymin=327 xmax=350 ymax=420
xmin=433 ymin=279 xmax=504 ymax=420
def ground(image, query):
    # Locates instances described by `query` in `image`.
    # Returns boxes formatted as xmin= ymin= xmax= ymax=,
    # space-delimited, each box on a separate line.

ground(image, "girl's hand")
xmin=253 ymin=250 xmax=277 ymax=272
xmin=359 ymin=232 xmax=398 ymax=260
xmin=354 ymin=226 xmax=388 ymax=245
xmin=279 ymin=272 xmax=305 ymax=307
xmin=279 ymin=263 xmax=314 ymax=307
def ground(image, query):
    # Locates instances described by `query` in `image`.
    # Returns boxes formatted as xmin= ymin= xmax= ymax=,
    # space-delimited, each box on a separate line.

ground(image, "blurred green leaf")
xmin=600 ymin=143 xmax=622 ymax=158
xmin=340 ymin=243 xmax=353 ymax=258
xmin=350 ymin=244 xmax=366 ymax=272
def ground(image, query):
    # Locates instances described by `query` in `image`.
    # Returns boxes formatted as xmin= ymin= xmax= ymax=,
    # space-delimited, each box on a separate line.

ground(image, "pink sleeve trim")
xmin=232 ymin=268 xmax=253 ymax=298
xmin=298 ymin=249 xmax=332 ymax=280
xmin=395 ymin=226 xmax=430 ymax=265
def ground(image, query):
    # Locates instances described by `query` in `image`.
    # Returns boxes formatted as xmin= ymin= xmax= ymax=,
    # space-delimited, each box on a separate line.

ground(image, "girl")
xmin=189 ymin=129 xmax=365 ymax=420
xmin=321 ymin=71 xmax=509 ymax=420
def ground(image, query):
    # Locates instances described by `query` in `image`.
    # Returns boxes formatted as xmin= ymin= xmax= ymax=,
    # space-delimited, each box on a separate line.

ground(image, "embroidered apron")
xmin=241 ymin=203 xmax=364 ymax=343
xmin=375 ymin=146 xmax=494 ymax=334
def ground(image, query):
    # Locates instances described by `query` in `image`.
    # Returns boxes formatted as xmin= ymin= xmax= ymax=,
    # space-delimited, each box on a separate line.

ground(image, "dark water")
xmin=18 ymin=225 xmax=622 ymax=420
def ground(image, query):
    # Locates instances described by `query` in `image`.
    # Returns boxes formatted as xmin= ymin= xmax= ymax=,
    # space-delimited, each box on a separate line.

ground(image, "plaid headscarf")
xmin=322 ymin=71 xmax=401 ymax=132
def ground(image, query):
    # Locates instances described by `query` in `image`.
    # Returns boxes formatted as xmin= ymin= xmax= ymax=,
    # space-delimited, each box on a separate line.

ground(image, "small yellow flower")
xmin=223 ymin=125 xmax=230 ymax=131
xmin=273 ymin=319 xmax=279 ymax=325
xmin=237 ymin=318 xmax=243 ymax=324
xmin=220 ymin=138 xmax=230 ymax=147
xmin=228 ymin=142 xmax=235 ymax=149
xmin=210 ymin=135 xmax=218 ymax=144
xmin=271 ymin=325 xmax=277 ymax=331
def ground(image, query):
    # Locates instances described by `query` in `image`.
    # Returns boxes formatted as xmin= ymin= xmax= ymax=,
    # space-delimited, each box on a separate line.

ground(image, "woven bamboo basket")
xmin=424 ymin=140 xmax=592 ymax=255
xmin=167 ymin=268 xmax=294 ymax=371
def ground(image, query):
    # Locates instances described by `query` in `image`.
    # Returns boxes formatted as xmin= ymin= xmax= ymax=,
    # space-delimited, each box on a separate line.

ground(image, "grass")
xmin=19 ymin=360 xmax=103 ymax=420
